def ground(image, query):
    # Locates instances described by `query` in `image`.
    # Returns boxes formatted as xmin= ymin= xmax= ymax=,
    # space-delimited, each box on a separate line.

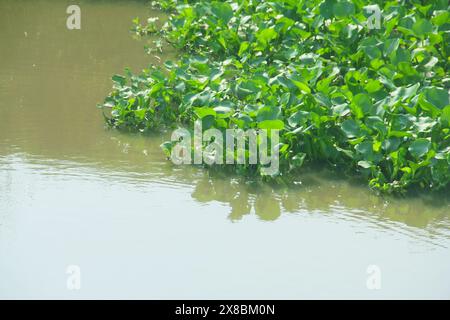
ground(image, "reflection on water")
xmin=2 ymin=145 xmax=449 ymax=248
xmin=1 ymin=0 xmax=450 ymax=299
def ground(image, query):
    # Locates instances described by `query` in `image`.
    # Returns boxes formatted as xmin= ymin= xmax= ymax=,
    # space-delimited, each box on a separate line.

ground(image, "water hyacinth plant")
xmin=101 ymin=0 xmax=450 ymax=193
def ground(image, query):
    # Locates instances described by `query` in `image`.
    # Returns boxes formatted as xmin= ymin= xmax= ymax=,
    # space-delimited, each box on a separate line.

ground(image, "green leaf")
xmin=213 ymin=105 xmax=233 ymax=118
xmin=291 ymin=153 xmax=306 ymax=168
xmin=384 ymin=38 xmax=400 ymax=57
xmin=233 ymin=113 xmax=253 ymax=129
xmin=211 ymin=2 xmax=233 ymax=24
xmin=257 ymin=106 xmax=281 ymax=122
xmin=412 ymin=18 xmax=433 ymax=37
xmin=422 ymin=87 xmax=449 ymax=110
xmin=112 ymin=74 xmax=126 ymax=86
xmin=431 ymin=11 xmax=449 ymax=26
xmin=341 ymin=119 xmax=361 ymax=138
xmin=333 ymin=1 xmax=355 ymax=17
xmin=390 ymin=83 xmax=420 ymax=103
xmin=382 ymin=137 xmax=401 ymax=153
xmin=351 ymin=94 xmax=373 ymax=118
xmin=408 ymin=139 xmax=431 ymax=159
xmin=200 ymin=115 xmax=215 ymax=130
xmin=194 ymin=107 xmax=216 ymax=119
xmin=288 ymin=110 xmax=309 ymax=127
xmin=319 ymin=0 xmax=336 ymax=19
xmin=291 ymin=80 xmax=311 ymax=94
xmin=363 ymin=46 xmax=382 ymax=60
xmin=160 ymin=141 xmax=174 ymax=157
xmin=358 ymin=160 xmax=373 ymax=169
xmin=355 ymin=141 xmax=373 ymax=157
xmin=258 ymin=119 xmax=285 ymax=130
xmin=256 ymin=28 xmax=278 ymax=48
xmin=238 ymin=41 xmax=250 ymax=57
xmin=440 ymin=106 xmax=450 ymax=127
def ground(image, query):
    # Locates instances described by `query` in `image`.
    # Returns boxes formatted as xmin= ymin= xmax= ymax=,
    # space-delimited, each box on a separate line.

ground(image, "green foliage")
xmin=101 ymin=0 xmax=450 ymax=193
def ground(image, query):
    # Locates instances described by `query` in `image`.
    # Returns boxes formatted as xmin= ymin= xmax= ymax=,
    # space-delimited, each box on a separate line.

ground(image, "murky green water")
xmin=1 ymin=0 xmax=449 ymax=299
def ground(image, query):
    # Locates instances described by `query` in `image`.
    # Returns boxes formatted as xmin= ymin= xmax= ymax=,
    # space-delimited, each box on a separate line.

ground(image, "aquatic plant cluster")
xmin=101 ymin=0 xmax=450 ymax=193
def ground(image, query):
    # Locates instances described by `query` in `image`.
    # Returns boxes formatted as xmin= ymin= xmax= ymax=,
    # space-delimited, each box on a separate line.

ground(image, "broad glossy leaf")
xmin=333 ymin=1 xmax=355 ymax=17
xmin=412 ymin=18 xmax=433 ymax=37
xmin=257 ymin=106 xmax=281 ymax=122
xmin=211 ymin=2 xmax=233 ymax=24
xmin=341 ymin=119 xmax=361 ymax=138
xmin=408 ymin=139 xmax=431 ymax=159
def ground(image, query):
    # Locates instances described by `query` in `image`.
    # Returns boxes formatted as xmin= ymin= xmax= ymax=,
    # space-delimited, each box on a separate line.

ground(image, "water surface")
xmin=1 ymin=0 xmax=449 ymax=299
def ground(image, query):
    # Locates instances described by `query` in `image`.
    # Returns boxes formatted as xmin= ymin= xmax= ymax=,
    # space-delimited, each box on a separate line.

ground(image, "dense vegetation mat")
xmin=101 ymin=0 xmax=450 ymax=193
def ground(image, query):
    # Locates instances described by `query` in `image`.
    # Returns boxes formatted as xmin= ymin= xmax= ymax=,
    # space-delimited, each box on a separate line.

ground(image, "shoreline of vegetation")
xmin=101 ymin=0 xmax=450 ymax=194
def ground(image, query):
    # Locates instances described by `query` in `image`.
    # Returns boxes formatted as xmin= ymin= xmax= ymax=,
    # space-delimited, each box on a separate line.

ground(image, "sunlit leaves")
xmin=256 ymin=28 xmax=278 ymax=49
xmin=258 ymin=120 xmax=285 ymax=130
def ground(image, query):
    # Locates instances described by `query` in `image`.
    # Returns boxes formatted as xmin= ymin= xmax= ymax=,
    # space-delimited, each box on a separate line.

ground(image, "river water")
xmin=0 ymin=0 xmax=449 ymax=299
